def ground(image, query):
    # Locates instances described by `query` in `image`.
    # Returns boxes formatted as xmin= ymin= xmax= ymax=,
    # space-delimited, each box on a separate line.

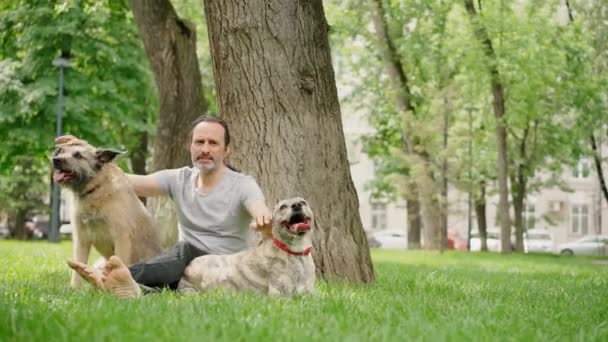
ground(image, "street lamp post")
xmin=465 ymin=107 xmax=478 ymax=251
xmin=49 ymin=55 xmax=70 ymax=243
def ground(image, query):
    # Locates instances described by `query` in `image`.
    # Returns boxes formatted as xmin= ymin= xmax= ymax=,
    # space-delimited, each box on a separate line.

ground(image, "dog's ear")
xmin=95 ymin=149 xmax=125 ymax=164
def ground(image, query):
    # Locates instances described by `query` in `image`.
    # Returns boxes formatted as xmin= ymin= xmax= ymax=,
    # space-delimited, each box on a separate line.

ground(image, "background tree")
xmin=463 ymin=0 xmax=512 ymax=253
xmin=203 ymin=0 xmax=374 ymax=282
xmin=130 ymin=0 xmax=211 ymax=247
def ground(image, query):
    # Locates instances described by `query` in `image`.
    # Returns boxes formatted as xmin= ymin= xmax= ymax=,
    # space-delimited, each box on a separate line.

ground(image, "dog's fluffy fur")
xmin=178 ymin=197 xmax=316 ymax=296
xmin=52 ymin=140 xmax=163 ymax=288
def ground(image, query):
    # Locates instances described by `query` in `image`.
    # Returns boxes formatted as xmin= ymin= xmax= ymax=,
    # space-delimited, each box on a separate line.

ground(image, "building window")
xmin=572 ymin=204 xmax=589 ymax=234
xmin=371 ymin=203 xmax=387 ymax=230
xmin=572 ymin=160 xmax=591 ymax=179
xmin=524 ymin=204 xmax=535 ymax=230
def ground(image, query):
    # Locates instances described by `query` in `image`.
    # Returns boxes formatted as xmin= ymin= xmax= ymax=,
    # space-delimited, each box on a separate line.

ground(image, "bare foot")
xmin=101 ymin=256 xmax=142 ymax=299
xmin=67 ymin=259 xmax=106 ymax=290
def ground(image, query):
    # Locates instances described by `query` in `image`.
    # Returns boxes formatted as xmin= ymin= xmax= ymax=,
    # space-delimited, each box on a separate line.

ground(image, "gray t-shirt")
xmin=155 ymin=167 xmax=264 ymax=255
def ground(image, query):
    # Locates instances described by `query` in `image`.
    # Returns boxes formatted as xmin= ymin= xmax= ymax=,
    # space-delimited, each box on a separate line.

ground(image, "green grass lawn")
xmin=1 ymin=241 xmax=607 ymax=341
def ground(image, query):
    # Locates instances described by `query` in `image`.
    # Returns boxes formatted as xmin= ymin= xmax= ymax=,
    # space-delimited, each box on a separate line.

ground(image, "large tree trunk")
xmin=131 ymin=0 xmax=209 ymax=248
xmin=407 ymin=193 xmax=422 ymax=249
xmin=475 ymin=180 xmax=489 ymax=251
xmin=464 ymin=0 xmax=511 ymax=253
xmin=418 ymin=153 xmax=443 ymax=249
xmin=370 ymin=0 xmax=444 ymax=249
xmin=7 ymin=209 xmax=27 ymax=240
xmin=203 ymin=0 xmax=374 ymax=283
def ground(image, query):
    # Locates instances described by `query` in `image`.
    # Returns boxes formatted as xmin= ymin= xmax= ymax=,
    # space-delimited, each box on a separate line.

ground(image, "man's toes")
xmin=105 ymin=256 xmax=128 ymax=272
xmin=67 ymin=259 xmax=87 ymax=271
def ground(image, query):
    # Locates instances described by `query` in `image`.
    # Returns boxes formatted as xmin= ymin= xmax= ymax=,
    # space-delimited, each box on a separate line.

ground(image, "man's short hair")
xmin=189 ymin=115 xmax=231 ymax=147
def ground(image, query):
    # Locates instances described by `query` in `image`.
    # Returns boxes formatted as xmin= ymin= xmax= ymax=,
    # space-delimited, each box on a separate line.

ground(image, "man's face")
xmin=190 ymin=122 xmax=229 ymax=174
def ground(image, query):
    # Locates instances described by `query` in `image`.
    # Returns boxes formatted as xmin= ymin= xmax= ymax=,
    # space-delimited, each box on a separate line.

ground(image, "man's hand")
xmin=255 ymin=211 xmax=273 ymax=232
xmin=55 ymin=135 xmax=87 ymax=145
xmin=247 ymin=200 xmax=273 ymax=239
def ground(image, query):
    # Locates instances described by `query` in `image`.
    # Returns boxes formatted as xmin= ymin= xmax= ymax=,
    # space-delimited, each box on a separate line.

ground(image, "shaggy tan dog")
xmin=178 ymin=197 xmax=316 ymax=296
xmin=52 ymin=140 xmax=163 ymax=288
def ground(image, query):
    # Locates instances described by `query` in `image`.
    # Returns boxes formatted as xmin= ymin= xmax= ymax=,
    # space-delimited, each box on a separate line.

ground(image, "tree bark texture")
xmin=7 ymin=209 xmax=27 ymax=240
xmin=203 ymin=0 xmax=374 ymax=283
xmin=464 ymin=0 xmax=511 ymax=253
xmin=417 ymin=153 xmax=443 ymax=249
xmin=475 ymin=180 xmax=488 ymax=251
xmin=510 ymin=127 xmax=530 ymax=253
xmin=131 ymin=0 xmax=209 ymax=248
xmin=407 ymin=194 xmax=422 ymax=249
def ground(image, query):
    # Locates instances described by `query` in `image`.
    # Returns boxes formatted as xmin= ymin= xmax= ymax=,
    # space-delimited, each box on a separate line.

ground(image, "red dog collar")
xmin=273 ymin=238 xmax=312 ymax=256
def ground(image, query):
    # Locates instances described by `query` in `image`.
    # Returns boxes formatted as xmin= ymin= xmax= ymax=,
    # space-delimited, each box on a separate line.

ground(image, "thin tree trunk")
xmin=510 ymin=126 xmax=530 ymax=253
xmin=464 ymin=0 xmax=511 ymax=253
xmin=441 ymin=98 xmax=449 ymax=251
xmin=510 ymin=170 xmax=525 ymax=253
xmin=474 ymin=181 xmax=488 ymax=251
xmin=203 ymin=0 xmax=374 ymax=283
xmin=591 ymin=134 xmax=608 ymax=203
xmin=131 ymin=0 xmax=209 ymax=248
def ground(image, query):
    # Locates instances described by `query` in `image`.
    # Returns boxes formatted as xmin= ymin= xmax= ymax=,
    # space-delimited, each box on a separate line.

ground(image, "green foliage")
xmin=0 ymin=0 xmax=157 ymax=169
xmin=328 ymin=0 xmax=608 ymax=205
xmin=2 ymin=241 xmax=608 ymax=341
xmin=0 ymin=0 xmax=158 ymax=216
xmin=0 ymin=157 xmax=49 ymax=215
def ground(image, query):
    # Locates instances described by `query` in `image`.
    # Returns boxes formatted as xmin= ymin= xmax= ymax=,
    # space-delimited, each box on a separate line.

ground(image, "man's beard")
xmin=194 ymin=159 xmax=219 ymax=174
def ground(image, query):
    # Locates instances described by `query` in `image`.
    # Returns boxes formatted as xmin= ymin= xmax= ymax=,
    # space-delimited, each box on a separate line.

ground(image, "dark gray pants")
xmin=128 ymin=241 xmax=207 ymax=292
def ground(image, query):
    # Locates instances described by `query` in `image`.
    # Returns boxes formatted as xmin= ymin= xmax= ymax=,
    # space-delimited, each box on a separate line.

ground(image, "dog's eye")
xmin=300 ymin=201 xmax=307 ymax=206
xmin=73 ymin=151 xmax=83 ymax=159
xmin=279 ymin=204 xmax=287 ymax=211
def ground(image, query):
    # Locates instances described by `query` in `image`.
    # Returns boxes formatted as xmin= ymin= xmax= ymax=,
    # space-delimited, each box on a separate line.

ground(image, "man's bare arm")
xmin=127 ymin=174 xmax=165 ymax=198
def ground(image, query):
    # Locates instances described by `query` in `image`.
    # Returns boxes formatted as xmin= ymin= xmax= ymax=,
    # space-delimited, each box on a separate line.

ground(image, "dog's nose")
xmin=52 ymin=157 xmax=63 ymax=168
xmin=291 ymin=202 xmax=302 ymax=211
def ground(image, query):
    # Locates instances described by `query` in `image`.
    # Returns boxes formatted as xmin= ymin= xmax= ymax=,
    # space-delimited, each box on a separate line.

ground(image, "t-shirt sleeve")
xmin=152 ymin=168 xmax=182 ymax=198
xmin=241 ymin=175 xmax=265 ymax=208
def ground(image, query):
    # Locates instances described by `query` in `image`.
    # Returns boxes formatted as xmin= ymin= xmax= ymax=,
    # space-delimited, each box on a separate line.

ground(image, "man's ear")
xmin=95 ymin=149 xmax=125 ymax=164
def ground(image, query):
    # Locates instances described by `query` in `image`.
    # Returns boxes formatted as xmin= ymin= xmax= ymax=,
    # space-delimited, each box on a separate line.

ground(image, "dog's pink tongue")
xmin=296 ymin=223 xmax=310 ymax=231
xmin=53 ymin=170 xmax=65 ymax=182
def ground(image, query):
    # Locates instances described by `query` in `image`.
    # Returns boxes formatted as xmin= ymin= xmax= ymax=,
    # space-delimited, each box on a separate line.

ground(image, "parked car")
xmin=555 ymin=235 xmax=608 ymax=256
xmin=370 ymin=229 xmax=407 ymax=249
xmin=470 ymin=230 xmax=501 ymax=252
xmin=447 ymin=229 xmax=467 ymax=251
xmin=367 ymin=234 xmax=381 ymax=248
xmin=525 ymin=229 xmax=554 ymax=253
xmin=60 ymin=223 xmax=73 ymax=240
xmin=0 ymin=225 xmax=9 ymax=239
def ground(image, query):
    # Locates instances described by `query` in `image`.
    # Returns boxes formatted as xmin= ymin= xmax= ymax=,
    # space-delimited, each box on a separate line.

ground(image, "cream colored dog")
xmin=52 ymin=140 xmax=163 ymax=288
xmin=178 ymin=197 xmax=315 ymax=296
